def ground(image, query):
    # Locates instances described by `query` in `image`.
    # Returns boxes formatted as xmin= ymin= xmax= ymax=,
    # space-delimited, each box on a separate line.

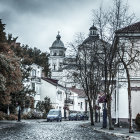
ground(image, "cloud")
xmin=0 ymin=0 xmax=139 ymax=52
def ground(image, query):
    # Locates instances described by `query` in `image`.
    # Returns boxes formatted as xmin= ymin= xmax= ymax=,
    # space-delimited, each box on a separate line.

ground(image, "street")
xmin=0 ymin=120 xmax=124 ymax=140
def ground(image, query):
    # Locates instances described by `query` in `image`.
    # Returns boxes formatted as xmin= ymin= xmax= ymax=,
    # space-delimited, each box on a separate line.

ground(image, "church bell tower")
xmin=49 ymin=32 xmax=66 ymax=80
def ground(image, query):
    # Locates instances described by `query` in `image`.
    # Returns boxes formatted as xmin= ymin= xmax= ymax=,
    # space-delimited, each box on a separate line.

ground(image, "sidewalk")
xmin=81 ymin=121 xmax=140 ymax=140
xmin=0 ymin=120 xmax=17 ymax=129
xmin=0 ymin=120 xmax=27 ymax=130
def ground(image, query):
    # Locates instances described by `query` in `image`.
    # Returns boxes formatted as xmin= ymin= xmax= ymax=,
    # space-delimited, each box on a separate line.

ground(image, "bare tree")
xmin=66 ymin=33 xmax=103 ymax=125
xmin=74 ymin=43 xmax=102 ymax=125
xmin=92 ymin=0 xmax=136 ymax=130
xmin=115 ymin=34 xmax=140 ymax=133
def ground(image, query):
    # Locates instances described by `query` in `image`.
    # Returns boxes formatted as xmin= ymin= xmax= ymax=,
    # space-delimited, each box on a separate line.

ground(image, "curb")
xmin=80 ymin=124 xmax=140 ymax=140
xmin=93 ymin=128 xmax=139 ymax=140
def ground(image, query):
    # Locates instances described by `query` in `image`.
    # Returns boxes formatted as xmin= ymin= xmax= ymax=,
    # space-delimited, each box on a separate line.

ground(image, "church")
xmin=49 ymin=32 xmax=66 ymax=81
xmin=48 ymin=22 xmax=140 ymax=123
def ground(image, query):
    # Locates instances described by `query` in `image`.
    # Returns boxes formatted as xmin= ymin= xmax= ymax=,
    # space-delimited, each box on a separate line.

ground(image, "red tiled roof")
xmin=116 ymin=22 xmax=140 ymax=34
xmin=42 ymin=77 xmax=65 ymax=88
xmin=69 ymin=88 xmax=87 ymax=98
xmin=41 ymin=77 xmax=58 ymax=86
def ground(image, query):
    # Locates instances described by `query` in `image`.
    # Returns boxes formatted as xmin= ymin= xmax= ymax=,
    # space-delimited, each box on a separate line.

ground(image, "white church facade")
xmin=111 ymin=22 xmax=140 ymax=123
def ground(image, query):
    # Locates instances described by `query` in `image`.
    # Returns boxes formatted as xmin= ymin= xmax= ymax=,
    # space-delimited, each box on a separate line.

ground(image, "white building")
xmin=111 ymin=22 xmax=140 ymax=123
xmin=68 ymin=87 xmax=89 ymax=113
xmin=40 ymin=77 xmax=67 ymax=117
xmin=40 ymin=77 xmax=89 ymax=117
xmin=24 ymin=63 xmax=43 ymax=110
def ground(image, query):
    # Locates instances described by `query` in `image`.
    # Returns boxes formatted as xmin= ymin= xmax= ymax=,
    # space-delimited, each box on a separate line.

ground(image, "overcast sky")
xmin=0 ymin=0 xmax=139 ymax=52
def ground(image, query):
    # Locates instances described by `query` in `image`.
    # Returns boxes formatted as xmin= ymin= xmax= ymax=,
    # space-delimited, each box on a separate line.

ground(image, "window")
xmin=32 ymin=69 xmax=36 ymax=77
xmin=32 ymin=83 xmax=35 ymax=91
xmin=80 ymin=102 xmax=83 ymax=109
xmin=53 ymin=51 xmax=57 ymax=56
xmin=57 ymin=90 xmax=62 ymax=101
xmin=59 ymin=51 xmax=63 ymax=56
xmin=59 ymin=62 xmax=63 ymax=69
xmin=53 ymin=63 xmax=56 ymax=70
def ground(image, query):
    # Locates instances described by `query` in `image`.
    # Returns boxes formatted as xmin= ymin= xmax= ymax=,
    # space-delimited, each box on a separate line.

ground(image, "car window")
xmin=70 ymin=113 xmax=77 ymax=116
xmin=49 ymin=111 xmax=59 ymax=115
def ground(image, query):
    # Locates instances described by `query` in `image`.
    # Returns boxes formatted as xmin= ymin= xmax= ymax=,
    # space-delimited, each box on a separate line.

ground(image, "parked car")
xmin=68 ymin=113 xmax=78 ymax=121
xmin=77 ymin=112 xmax=89 ymax=120
xmin=47 ymin=109 xmax=62 ymax=122
xmin=82 ymin=112 xmax=89 ymax=120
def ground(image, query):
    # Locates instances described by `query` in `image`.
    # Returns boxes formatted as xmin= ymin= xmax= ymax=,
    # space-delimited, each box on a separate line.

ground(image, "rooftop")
xmin=69 ymin=87 xmax=87 ymax=98
xmin=41 ymin=77 xmax=64 ymax=87
xmin=115 ymin=22 xmax=140 ymax=34
xmin=50 ymin=32 xmax=65 ymax=49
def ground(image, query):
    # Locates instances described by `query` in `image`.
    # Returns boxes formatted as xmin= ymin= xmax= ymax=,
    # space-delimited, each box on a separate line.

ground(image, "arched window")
xmin=54 ymin=52 xmax=57 ymax=56
xmin=59 ymin=51 xmax=63 ymax=56
xmin=53 ymin=63 xmax=56 ymax=70
xmin=32 ymin=69 xmax=36 ymax=77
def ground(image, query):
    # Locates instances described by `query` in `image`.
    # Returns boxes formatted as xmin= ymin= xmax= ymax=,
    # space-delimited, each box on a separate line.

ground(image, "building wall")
xmin=55 ymin=86 xmax=66 ymax=117
xmin=131 ymin=81 xmax=140 ymax=119
xmin=40 ymin=79 xmax=57 ymax=104
xmin=23 ymin=64 xmax=43 ymax=112
xmin=40 ymin=79 xmax=66 ymax=117
xmin=112 ymin=80 xmax=140 ymax=121
xmin=30 ymin=64 xmax=43 ymax=108
xmin=68 ymin=91 xmax=87 ymax=113
xmin=118 ymin=84 xmax=129 ymax=119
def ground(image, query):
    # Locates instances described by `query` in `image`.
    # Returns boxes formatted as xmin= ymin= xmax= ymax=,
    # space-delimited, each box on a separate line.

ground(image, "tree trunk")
xmin=93 ymin=99 xmax=97 ymax=123
xmin=89 ymin=100 xmax=94 ymax=125
xmin=125 ymin=64 xmax=134 ymax=133
xmin=107 ymin=99 xmax=114 ymax=130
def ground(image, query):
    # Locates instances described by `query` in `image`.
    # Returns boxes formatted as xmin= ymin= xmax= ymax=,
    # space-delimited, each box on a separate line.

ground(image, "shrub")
xmin=6 ymin=114 xmax=18 ymax=120
xmin=0 ymin=111 xmax=18 ymax=120
xmin=0 ymin=111 xmax=7 ymax=120
xmin=135 ymin=113 xmax=140 ymax=131
xmin=25 ymin=111 xmax=43 ymax=119
xmin=42 ymin=112 xmax=47 ymax=119
xmin=21 ymin=114 xmax=28 ymax=120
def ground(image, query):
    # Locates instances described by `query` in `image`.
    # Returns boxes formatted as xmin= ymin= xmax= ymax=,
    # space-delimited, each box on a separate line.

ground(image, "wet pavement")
xmin=0 ymin=120 xmax=125 ymax=140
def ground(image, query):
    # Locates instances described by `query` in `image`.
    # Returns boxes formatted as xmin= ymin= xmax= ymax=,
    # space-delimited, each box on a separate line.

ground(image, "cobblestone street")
xmin=0 ymin=120 xmax=125 ymax=140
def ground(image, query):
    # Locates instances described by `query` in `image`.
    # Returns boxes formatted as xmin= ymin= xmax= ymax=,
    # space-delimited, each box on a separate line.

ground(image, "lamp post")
xmin=64 ymin=84 xmax=70 ymax=120
xmin=102 ymin=102 xmax=107 ymax=128
xmin=17 ymin=102 xmax=21 ymax=122
xmin=7 ymin=104 xmax=10 ymax=116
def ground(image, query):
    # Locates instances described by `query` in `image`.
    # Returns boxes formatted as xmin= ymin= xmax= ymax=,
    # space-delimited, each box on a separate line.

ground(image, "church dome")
xmin=82 ymin=24 xmax=99 ymax=44
xmin=89 ymin=24 xmax=97 ymax=31
xmin=51 ymin=33 xmax=65 ymax=48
